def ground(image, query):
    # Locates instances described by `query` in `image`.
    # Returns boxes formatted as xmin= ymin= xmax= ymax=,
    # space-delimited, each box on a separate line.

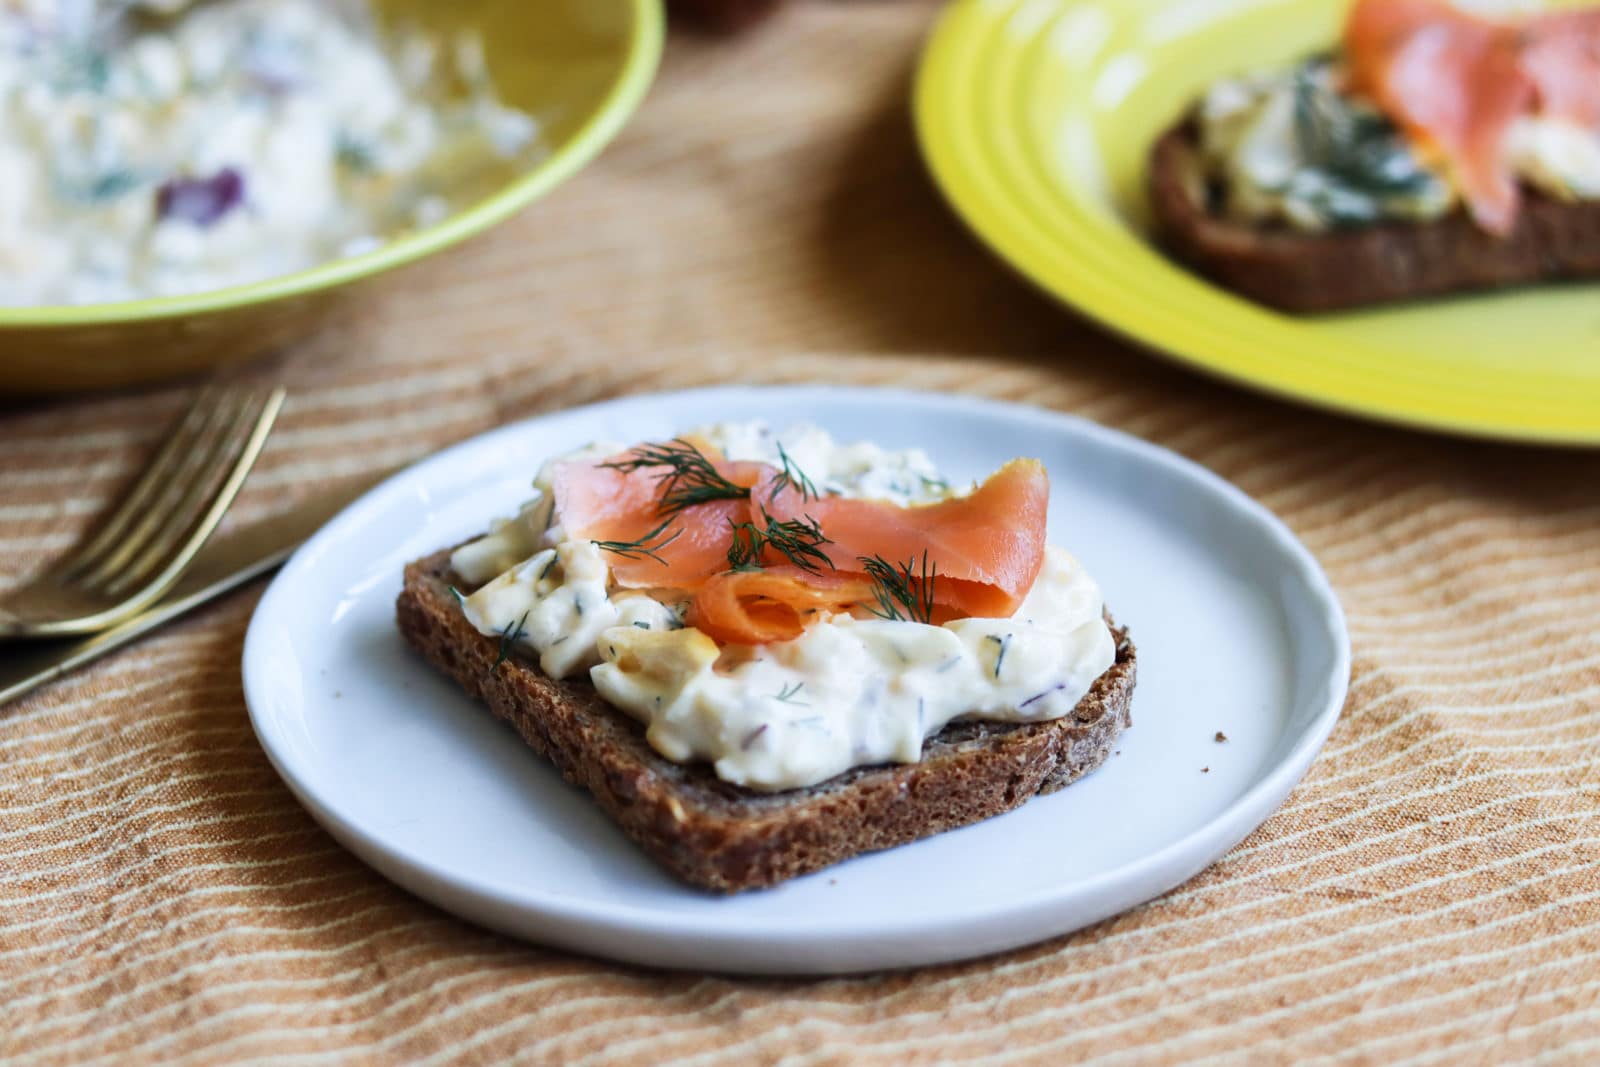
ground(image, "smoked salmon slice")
xmin=1522 ymin=10 xmax=1600 ymax=129
xmin=686 ymin=567 xmax=876 ymax=646
xmin=1345 ymin=0 xmax=1530 ymax=235
xmin=760 ymin=459 xmax=1050 ymax=619
xmin=552 ymin=440 xmax=1052 ymax=643
xmin=549 ymin=443 xmax=767 ymax=590
xmin=1345 ymin=0 xmax=1600 ymax=236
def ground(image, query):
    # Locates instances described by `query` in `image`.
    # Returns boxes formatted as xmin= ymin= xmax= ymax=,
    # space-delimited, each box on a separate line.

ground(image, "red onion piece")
xmin=155 ymin=168 xmax=246 ymax=227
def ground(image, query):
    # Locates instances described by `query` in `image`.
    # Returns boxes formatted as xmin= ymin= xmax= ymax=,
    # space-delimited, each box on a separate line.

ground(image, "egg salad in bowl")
xmin=1 ymin=0 xmax=661 ymax=392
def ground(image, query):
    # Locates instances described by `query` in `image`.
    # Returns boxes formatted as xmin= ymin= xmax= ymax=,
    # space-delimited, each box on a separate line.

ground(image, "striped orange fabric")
xmin=5 ymin=3 xmax=1600 ymax=1062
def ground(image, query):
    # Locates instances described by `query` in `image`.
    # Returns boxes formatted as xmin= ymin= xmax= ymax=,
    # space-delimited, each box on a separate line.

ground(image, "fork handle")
xmin=0 ymin=547 xmax=291 ymax=708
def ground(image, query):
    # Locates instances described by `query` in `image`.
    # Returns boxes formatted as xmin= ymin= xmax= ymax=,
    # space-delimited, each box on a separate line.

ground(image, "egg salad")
xmin=0 ymin=0 xmax=537 ymax=306
xmin=1197 ymin=56 xmax=1600 ymax=232
xmin=450 ymin=423 xmax=1116 ymax=793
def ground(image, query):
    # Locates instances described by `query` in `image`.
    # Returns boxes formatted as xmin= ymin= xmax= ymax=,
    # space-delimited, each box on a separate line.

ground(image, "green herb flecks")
xmin=727 ymin=511 xmax=835 ymax=575
xmin=774 ymin=682 xmax=809 ymax=706
xmin=768 ymin=443 xmax=819 ymax=503
xmin=90 ymin=170 xmax=143 ymax=202
xmin=1288 ymin=61 xmax=1447 ymax=227
xmin=987 ymin=633 xmax=1012 ymax=679
xmin=859 ymin=551 xmax=937 ymax=625
xmin=601 ymin=439 xmax=751 ymax=516
xmin=448 ymin=585 xmax=466 ymax=608
xmin=56 ymin=167 xmax=143 ymax=205
xmin=727 ymin=519 xmax=766 ymax=572
xmin=591 ymin=518 xmax=683 ymax=567
xmin=335 ymin=131 xmax=380 ymax=173
xmin=488 ymin=610 xmax=530 ymax=676
xmin=53 ymin=47 xmax=111 ymax=94
xmin=1020 ymin=685 xmax=1064 ymax=709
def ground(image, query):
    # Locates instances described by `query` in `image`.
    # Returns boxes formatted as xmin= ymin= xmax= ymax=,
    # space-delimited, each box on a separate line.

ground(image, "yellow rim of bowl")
xmin=2 ymin=0 xmax=665 ymax=328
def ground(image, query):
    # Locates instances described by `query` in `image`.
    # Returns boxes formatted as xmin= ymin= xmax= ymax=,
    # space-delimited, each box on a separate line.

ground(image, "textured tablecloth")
xmin=5 ymin=3 xmax=1600 ymax=1063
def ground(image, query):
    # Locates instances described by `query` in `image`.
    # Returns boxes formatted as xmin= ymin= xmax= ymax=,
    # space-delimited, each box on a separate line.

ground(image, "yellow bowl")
xmin=3 ymin=0 xmax=663 ymax=395
xmin=916 ymin=0 xmax=1600 ymax=445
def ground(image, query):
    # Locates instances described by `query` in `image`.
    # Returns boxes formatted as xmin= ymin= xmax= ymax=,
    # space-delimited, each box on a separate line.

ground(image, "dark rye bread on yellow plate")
xmin=1147 ymin=122 xmax=1600 ymax=313
xmin=396 ymin=548 xmax=1137 ymax=893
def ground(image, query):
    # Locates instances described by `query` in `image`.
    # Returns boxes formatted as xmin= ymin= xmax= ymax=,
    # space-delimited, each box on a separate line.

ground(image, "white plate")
xmin=243 ymin=386 xmax=1349 ymax=974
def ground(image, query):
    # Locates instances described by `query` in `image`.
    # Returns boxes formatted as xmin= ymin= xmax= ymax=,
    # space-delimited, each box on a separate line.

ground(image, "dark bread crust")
xmin=1147 ymin=122 xmax=1600 ymax=313
xmin=396 ymin=548 xmax=1136 ymax=893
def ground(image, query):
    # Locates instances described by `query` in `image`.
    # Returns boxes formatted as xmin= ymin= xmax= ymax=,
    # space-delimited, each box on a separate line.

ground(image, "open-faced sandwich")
xmin=1148 ymin=0 xmax=1600 ymax=312
xmin=396 ymin=423 xmax=1135 ymax=892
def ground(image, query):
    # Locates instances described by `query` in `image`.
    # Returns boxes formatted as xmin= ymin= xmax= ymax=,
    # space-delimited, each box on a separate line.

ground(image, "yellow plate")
xmin=3 ymin=0 xmax=663 ymax=394
xmin=914 ymin=0 xmax=1600 ymax=445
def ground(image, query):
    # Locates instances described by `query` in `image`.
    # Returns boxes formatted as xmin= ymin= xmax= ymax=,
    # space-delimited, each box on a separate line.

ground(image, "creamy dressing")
xmin=1197 ymin=58 xmax=1600 ymax=232
xmin=452 ymin=423 xmax=1116 ymax=793
xmin=591 ymin=546 xmax=1112 ymax=790
xmin=1505 ymin=117 xmax=1600 ymax=201
xmin=0 ymin=0 xmax=537 ymax=306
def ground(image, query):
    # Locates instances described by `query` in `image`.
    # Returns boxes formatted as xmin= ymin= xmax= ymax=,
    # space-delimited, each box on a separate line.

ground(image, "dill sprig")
xmin=727 ymin=510 xmax=835 ymax=574
xmin=767 ymin=513 xmax=834 ymax=572
xmin=774 ymin=682 xmax=808 ymax=705
xmin=600 ymin=439 xmax=751 ymax=516
xmin=591 ymin=518 xmax=683 ymax=567
xmin=768 ymin=443 xmax=819 ymax=503
xmin=727 ymin=519 xmax=766 ymax=572
xmin=488 ymin=610 xmax=530 ymax=676
xmin=859 ymin=551 xmax=937 ymax=625
xmin=986 ymin=633 xmax=1012 ymax=679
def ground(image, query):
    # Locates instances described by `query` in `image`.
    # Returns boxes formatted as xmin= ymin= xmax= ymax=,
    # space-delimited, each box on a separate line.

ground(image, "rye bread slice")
xmin=1148 ymin=121 xmax=1600 ymax=313
xmin=396 ymin=548 xmax=1136 ymax=893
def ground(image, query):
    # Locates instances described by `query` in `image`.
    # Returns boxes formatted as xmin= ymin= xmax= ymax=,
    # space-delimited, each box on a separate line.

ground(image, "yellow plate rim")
xmin=913 ymin=0 xmax=1600 ymax=447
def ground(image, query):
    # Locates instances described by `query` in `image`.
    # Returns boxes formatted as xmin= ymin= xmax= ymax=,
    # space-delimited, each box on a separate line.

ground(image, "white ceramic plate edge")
xmin=243 ymin=385 xmax=1351 ymax=974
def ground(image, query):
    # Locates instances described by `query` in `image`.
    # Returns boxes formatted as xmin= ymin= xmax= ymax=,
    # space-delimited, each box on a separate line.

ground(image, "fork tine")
xmin=101 ymin=389 xmax=281 ymax=596
xmin=0 ymin=385 xmax=282 ymax=639
xmin=58 ymin=386 xmax=224 ymax=578
xmin=112 ymin=386 xmax=282 ymax=602
xmin=74 ymin=389 xmax=246 ymax=589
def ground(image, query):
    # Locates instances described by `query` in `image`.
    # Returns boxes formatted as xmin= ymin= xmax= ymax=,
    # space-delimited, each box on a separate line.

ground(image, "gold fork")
xmin=0 ymin=386 xmax=285 ymax=639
